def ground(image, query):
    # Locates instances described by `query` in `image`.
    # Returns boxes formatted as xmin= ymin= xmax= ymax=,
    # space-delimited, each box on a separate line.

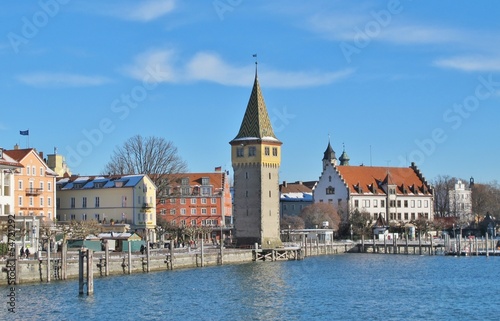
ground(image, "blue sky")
xmin=1 ymin=0 xmax=500 ymax=185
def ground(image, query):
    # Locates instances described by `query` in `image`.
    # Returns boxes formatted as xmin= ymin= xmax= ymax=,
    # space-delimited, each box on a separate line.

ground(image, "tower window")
xmin=245 ymin=172 xmax=249 ymax=179
xmin=272 ymin=147 xmax=278 ymax=156
xmin=248 ymin=146 xmax=256 ymax=157
xmin=237 ymin=147 xmax=244 ymax=157
xmin=269 ymin=173 xmax=271 ymax=179
xmin=265 ymin=147 xmax=270 ymax=156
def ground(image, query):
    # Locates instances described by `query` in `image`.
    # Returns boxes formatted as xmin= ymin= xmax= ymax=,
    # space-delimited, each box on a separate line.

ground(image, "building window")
xmin=381 ymin=200 xmax=385 ymax=207
xmin=269 ymin=191 xmax=272 ymax=197
xmin=265 ymin=147 xmax=270 ymax=156
xmin=411 ymin=200 xmax=415 ymax=208
xmin=181 ymin=209 xmax=186 ymax=215
xmin=411 ymin=213 xmax=415 ymax=220
xmin=237 ymin=147 xmax=244 ymax=157
xmin=201 ymin=198 xmax=207 ymax=204
xmin=48 ymin=197 xmax=51 ymax=207
xmin=363 ymin=200 xmax=370 ymax=208
xmin=48 ymin=182 xmax=52 ymax=191
xmin=70 ymin=214 xmax=76 ymax=220
xmin=417 ymin=200 xmax=422 ymax=208
xmin=191 ymin=208 xmax=196 ymax=215
xmin=201 ymin=208 xmax=207 ymax=214
xmin=272 ymin=147 xmax=278 ymax=156
xmin=326 ymin=186 xmax=335 ymax=195
xmin=201 ymin=187 xmax=211 ymax=196
xmin=82 ymin=213 xmax=87 ymax=221
xmin=191 ymin=198 xmax=196 ymax=204
xmin=181 ymin=178 xmax=189 ymax=185
xmin=211 ymin=198 xmax=217 ymax=204
xmin=27 ymin=167 xmax=30 ymax=175
xmin=404 ymin=200 xmax=408 ymax=208
xmin=248 ymin=146 xmax=256 ymax=157
xmin=170 ymin=199 xmax=176 ymax=204
xmin=191 ymin=219 xmax=197 ymax=226
xmin=202 ymin=177 xmax=210 ymax=185
xmin=40 ymin=167 xmax=43 ymax=176
xmin=95 ymin=197 xmax=100 ymax=208
xmin=181 ymin=198 xmax=186 ymax=204
xmin=373 ymin=200 xmax=378 ymax=207
xmin=245 ymin=172 xmax=249 ymax=179
xmin=82 ymin=197 xmax=87 ymax=208
xmin=424 ymin=200 xmax=429 ymax=208
xmin=211 ymin=208 xmax=217 ymax=215
xmin=40 ymin=181 xmax=44 ymax=191
xmin=404 ymin=213 xmax=409 ymax=220
xmin=354 ymin=200 xmax=359 ymax=207
xmin=397 ymin=200 xmax=401 ymax=208
xmin=71 ymin=197 xmax=75 ymax=208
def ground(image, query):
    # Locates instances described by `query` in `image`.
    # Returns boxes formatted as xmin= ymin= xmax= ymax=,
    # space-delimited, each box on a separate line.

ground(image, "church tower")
xmin=230 ymin=66 xmax=282 ymax=249
xmin=323 ymin=140 xmax=337 ymax=170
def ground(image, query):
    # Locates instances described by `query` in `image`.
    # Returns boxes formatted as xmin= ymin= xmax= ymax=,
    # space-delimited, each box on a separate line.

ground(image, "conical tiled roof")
xmin=233 ymin=74 xmax=277 ymax=141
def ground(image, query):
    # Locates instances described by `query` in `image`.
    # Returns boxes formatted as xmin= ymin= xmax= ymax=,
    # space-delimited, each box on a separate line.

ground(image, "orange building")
xmin=4 ymin=147 xmax=57 ymax=222
xmin=156 ymin=169 xmax=232 ymax=231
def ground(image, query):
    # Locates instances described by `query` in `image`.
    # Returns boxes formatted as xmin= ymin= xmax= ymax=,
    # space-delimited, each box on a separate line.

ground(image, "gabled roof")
xmin=336 ymin=165 xmax=432 ymax=195
xmin=4 ymin=148 xmax=57 ymax=176
xmin=232 ymin=72 xmax=279 ymax=142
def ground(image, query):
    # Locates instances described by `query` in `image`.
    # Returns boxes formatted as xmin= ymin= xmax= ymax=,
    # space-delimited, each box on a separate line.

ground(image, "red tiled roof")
xmin=280 ymin=182 xmax=314 ymax=194
xmin=336 ymin=165 xmax=431 ymax=195
xmin=3 ymin=148 xmax=34 ymax=162
xmin=158 ymin=172 xmax=226 ymax=189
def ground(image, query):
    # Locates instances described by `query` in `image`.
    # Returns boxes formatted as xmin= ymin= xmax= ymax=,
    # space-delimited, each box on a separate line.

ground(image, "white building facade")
xmin=313 ymin=142 xmax=434 ymax=224
xmin=448 ymin=179 xmax=472 ymax=220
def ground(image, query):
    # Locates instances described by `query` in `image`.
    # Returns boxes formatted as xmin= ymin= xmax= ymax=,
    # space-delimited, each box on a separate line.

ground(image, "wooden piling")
xmin=47 ymin=241 xmax=51 ymax=283
xmin=104 ymin=241 xmax=109 ymax=276
xmin=127 ymin=241 xmax=132 ymax=274
xmin=486 ymin=233 xmax=489 ymax=257
xmin=87 ymin=249 xmax=94 ymax=295
xmin=62 ymin=242 xmax=67 ymax=280
xmin=79 ymin=250 xmax=84 ymax=295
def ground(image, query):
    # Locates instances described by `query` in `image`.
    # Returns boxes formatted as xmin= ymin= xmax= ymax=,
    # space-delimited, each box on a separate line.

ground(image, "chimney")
xmin=39 ymin=151 xmax=44 ymax=160
xmin=283 ymin=181 xmax=287 ymax=188
xmin=14 ymin=144 xmax=19 ymax=150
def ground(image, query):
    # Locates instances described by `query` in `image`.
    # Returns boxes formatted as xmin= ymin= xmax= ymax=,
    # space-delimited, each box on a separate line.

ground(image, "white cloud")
xmin=434 ymin=55 xmax=500 ymax=72
xmin=16 ymin=73 xmax=112 ymax=88
xmin=88 ymin=0 xmax=176 ymax=22
xmin=123 ymin=49 xmax=352 ymax=88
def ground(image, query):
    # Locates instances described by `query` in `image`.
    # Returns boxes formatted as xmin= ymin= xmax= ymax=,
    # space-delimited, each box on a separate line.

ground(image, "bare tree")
xmin=281 ymin=215 xmax=305 ymax=230
xmin=472 ymin=182 xmax=500 ymax=219
xmin=432 ymin=175 xmax=457 ymax=217
xmin=349 ymin=209 xmax=373 ymax=238
xmin=103 ymin=135 xmax=187 ymax=195
xmin=300 ymin=203 xmax=341 ymax=230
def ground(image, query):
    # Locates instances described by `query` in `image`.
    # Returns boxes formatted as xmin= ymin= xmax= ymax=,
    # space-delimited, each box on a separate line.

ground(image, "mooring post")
xmin=486 ymin=233 xmax=489 ymax=257
xmin=79 ymin=249 xmax=84 ymax=295
xmin=14 ymin=244 xmax=20 ymax=285
xmin=61 ymin=241 xmax=67 ymax=280
xmin=405 ymin=234 xmax=409 ymax=255
xmin=146 ymin=240 xmax=151 ymax=273
xmin=47 ymin=240 xmax=51 ymax=283
xmin=127 ymin=241 xmax=132 ymax=274
xmin=430 ymin=236 xmax=433 ymax=256
xmin=170 ymin=241 xmax=174 ymax=270
xmin=373 ymin=234 xmax=376 ymax=253
xmin=201 ymin=238 xmax=204 ymax=267
xmin=383 ymin=236 xmax=387 ymax=254
xmin=104 ymin=240 xmax=110 ymax=276
xmin=87 ymin=249 xmax=94 ymax=295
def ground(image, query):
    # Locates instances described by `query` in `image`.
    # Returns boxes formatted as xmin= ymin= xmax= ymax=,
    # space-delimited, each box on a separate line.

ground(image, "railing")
xmin=25 ymin=188 xmax=43 ymax=195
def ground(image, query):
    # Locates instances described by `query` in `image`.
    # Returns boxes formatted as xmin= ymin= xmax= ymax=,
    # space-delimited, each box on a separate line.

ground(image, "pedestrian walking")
xmin=25 ymin=248 xmax=30 ymax=259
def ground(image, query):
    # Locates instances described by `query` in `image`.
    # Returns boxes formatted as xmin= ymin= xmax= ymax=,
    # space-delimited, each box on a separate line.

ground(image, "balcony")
xmin=142 ymin=202 xmax=154 ymax=209
xmin=25 ymin=188 xmax=43 ymax=196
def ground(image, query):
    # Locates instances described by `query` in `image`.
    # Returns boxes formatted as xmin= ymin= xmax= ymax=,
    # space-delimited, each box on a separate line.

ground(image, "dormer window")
xmin=181 ymin=178 xmax=189 ymax=186
xmin=202 ymin=177 xmax=210 ymax=185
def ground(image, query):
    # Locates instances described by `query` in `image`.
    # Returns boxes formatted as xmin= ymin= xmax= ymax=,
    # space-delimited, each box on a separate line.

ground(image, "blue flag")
xmin=20 ymin=130 xmax=29 ymax=136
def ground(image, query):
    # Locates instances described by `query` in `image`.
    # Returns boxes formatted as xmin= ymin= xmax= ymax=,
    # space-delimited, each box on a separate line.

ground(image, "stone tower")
xmin=323 ymin=140 xmax=337 ymax=170
xmin=230 ymin=68 xmax=282 ymax=249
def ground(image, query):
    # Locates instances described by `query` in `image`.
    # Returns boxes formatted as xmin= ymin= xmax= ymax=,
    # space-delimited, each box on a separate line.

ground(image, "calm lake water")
xmin=2 ymin=254 xmax=500 ymax=320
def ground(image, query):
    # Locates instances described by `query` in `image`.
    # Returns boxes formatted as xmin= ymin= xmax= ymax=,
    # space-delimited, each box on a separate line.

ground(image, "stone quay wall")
xmin=1 ymin=242 xmax=357 ymax=286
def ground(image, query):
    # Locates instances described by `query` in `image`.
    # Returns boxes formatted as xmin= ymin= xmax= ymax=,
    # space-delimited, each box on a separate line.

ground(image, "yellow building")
xmin=4 ymin=147 xmax=57 ymax=222
xmin=56 ymin=174 xmax=157 ymax=239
